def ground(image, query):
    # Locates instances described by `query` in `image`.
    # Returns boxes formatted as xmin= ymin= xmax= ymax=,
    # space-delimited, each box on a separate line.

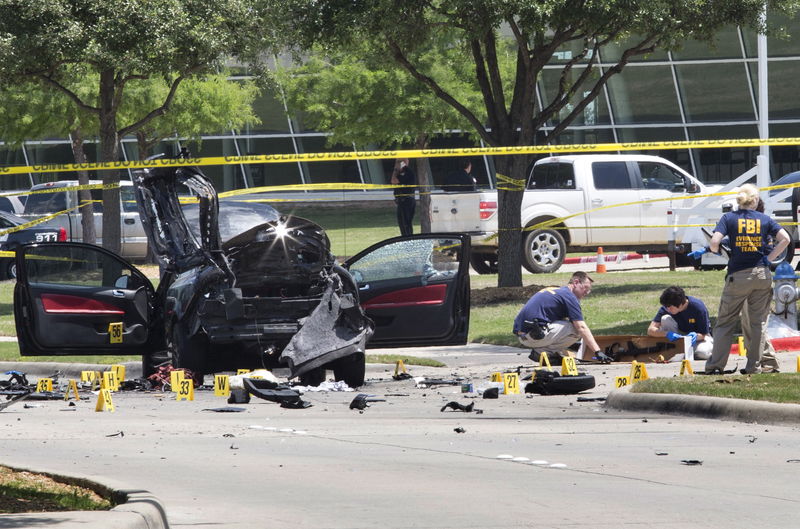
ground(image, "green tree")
xmin=277 ymin=40 xmax=484 ymax=232
xmin=0 ymin=0 xmax=265 ymax=253
xmin=264 ymin=0 xmax=798 ymax=286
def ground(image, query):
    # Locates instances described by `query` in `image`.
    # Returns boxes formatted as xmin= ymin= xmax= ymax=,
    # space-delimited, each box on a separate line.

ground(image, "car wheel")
xmin=469 ymin=254 xmax=498 ymax=274
xmin=769 ymin=243 xmax=796 ymax=271
xmin=299 ymin=367 xmax=326 ymax=387
xmin=4 ymin=259 xmax=15 ymax=280
xmin=167 ymin=320 xmax=207 ymax=383
xmin=142 ymin=350 xmax=170 ymax=379
xmin=333 ymin=353 xmax=366 ymax=388
xmin=521 ymin=228 xmax=566 ymax=273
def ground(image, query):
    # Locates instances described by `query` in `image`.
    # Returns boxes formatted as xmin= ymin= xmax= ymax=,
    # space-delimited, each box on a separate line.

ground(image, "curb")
xmin=0 ymin=360 xmax=143 ymax=380
xmin=0 ymin=466 xmax=169 ymax=529
xmin=605 ymin=387 xmax=800 ymax=425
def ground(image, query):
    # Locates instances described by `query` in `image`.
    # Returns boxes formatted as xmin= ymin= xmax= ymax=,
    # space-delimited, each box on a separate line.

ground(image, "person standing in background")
xmin=443 ymin=159 xmax=477 ymax=192
xmin=391 ymin=158 xmax=417 ymax=236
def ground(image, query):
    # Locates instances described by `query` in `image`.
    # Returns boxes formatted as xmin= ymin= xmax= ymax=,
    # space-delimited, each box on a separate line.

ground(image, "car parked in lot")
xmin=0 ymin=211 xmax=66 ymax=279
xmin=12 ymin=162 xmax=471 ymax=387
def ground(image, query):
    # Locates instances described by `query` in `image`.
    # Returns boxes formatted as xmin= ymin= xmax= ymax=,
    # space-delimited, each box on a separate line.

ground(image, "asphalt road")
xmin=2 ymin=346 xmax=800 ymax=528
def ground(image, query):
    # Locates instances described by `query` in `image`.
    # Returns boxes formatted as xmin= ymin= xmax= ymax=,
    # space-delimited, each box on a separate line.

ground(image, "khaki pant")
xmin=518 ymin=320 xmax=578 ymax=353
xmin=706 ymin=266 xmax=772 ymax=373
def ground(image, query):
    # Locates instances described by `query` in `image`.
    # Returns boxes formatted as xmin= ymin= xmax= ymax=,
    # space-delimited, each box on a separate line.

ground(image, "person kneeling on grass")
xmin=647 ymin=286 xmax=713 ymax=360
xmin=512 ymin=271 xmax=612 ymax=363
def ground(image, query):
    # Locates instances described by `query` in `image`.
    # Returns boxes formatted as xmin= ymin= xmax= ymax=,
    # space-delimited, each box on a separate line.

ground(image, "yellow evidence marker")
xmin=614 ymin=376 xmax=630 ymax=388
xmin=80 ymin=370 xmax=98 ymax=383
xmin=236 ymin=369 xmax=251 ymax=375
xmin=176 ymin=377 xmax=194 ymax=401
xmin=561 ymin=356 xmax=578 ymax=376
xmin=35 ymin=378 xmax=53 ymax=392
xmin=738 ymin=336 xmax=747 ymax=357
xmin=102 ymin=371 xmax=119 ymax=391
xmin=214 ymin=375 xmax=230 ymax=397
xmin=108 ymin=322 xmax=123 ymax=344
xmin=679 ymin=359 xmax=694 ymax=376
xmin=170 ymin=370 xmax=185 ymax=390
xmin=64 ymin=380 xmax=80 ymax=401
xmin=490 ymin=372 xmax=503 ymax=383
xmin=111 ymin=364 xmax=126 ymax=382
xmin=630 ymin=361 xmax=650 ymax=383
xmin=95 ymin=389 xmax=115 ymax=412
xmin=394 ymin=359 xmax=408 ymax=376
xmin=538 ymin=352 xmax=553 ymax=370
xmin=502 ymin=373 xmax=520 ymax=394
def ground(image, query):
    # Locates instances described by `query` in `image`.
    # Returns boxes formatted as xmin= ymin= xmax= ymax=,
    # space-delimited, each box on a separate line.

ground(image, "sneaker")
xmin=593 ymin=351 xmax=613 ymax=364
xmin=740 ymin=367 xmax=762 ymax=375
xmin=703 ymin=367 xmax=723 ymax=375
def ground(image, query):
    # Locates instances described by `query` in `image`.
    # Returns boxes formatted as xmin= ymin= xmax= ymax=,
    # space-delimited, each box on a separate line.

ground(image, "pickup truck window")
xmin=24 ymin=190 xmax=67 ymax=215
xmin=637 ymin=162 xmax=686 ymax=192
xmin=592 ymin=162 xmax=633 ymax=189
xmin=528 ymin=163 xmax=575 ymax=190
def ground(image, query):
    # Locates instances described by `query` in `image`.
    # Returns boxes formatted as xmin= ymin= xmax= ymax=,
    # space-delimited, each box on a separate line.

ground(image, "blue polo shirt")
xmin=513 ymin=286 xmax=583 ymax=334
xmin=652 ymin=296 xmax=712 ymax=335
xmin=714 ymin=209 xmax=781 ymax=274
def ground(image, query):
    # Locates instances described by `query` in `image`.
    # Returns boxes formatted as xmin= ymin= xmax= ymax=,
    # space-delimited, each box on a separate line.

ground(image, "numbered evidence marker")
xmin=108 ymin=322 xmax=123 ymax=344
xmin=35 ymin=378 xmax=53 ymax=392
xmin=64 ymin=380 xmax=80 ymax=401
xmin=95 ymin=389 xmax=115 ymax=412
xmin=237 ymin=369 xmax=251 ymax=375
xmin=679 ymin=359 xmax=694 ymax=376
xmin=111 ymin=364 xmax=126 ymax=382
xmin=170 ymin=370 xmax=186 ymax=390
xmin=629 ymin=361 xmax=650 ymax=383
xmin=561 ymin=356 xmax=578 ymax=376
xmin=614 ymin=376 xmax=630 ymax=388
xmin=214 ymin=375 xmax=231 ymax=397
xmin=538 ymin=352 xmax=553 ymax=370
xmin=176 ymin=377 xmax=194 ymax=401
xmin=502 ymin=373 xmax=520 ymax=394
xmin=102 ymin=371 xmax=120 ymax=391
xmin=490 ymin=372 xmax=503 ymax=383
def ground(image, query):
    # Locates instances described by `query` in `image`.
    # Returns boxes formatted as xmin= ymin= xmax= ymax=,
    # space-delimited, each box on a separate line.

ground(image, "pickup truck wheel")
xmin=4 ymin=259 xmax=16 ymax=280
xmin=522 ymin=229 xmax=566 ymax=274
xmin=769 ymin=243 xmax=795 ymax=270
xmin=167 ymin=321 xmax=207 ymax=384
xmin=469 ymin=255 xmax=498 ymax=274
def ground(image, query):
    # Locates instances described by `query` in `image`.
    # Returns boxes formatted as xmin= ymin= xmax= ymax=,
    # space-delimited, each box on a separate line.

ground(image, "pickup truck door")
xmin=120 ymin=186 xmax=148 ymax=259
xmin=13 ymin=242 xmax=158 ymax=356
xmin=344 ymin=234 xmax=470 ymax=348
xmin=585 ymin=161 xmax=642 ymax=244
xmin=634 ymin=161 xmax=700 ymax=244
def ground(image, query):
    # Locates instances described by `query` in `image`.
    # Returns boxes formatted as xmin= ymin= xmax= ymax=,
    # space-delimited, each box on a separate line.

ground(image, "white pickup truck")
xmin=21 ymin=180 xmax=148 ymax=260
xmin=430 ymin=154 xmax=726 ymax=273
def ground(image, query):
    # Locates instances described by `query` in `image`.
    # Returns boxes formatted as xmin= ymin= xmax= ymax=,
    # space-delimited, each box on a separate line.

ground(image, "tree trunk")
xmin=136 ymin=131 xmax=158 ymax=264
xmin=413 ymin=133 xmax=432 ymax=234
xmin=493 ymin=155 xmax=531 ymax=288
xmin=98 ymin=70 xmax=121 ymax=255
xmin=69 ymin=129 xmax=96 ymax=246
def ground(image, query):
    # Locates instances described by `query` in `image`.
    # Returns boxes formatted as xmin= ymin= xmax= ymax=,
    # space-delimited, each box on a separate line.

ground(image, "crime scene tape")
xmin=3 ymin=137 xmax=800 ymax=176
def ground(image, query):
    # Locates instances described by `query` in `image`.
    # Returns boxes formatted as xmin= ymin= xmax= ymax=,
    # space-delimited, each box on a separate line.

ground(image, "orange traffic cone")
xmin=596 ymin=247 xmax=606 ymax=273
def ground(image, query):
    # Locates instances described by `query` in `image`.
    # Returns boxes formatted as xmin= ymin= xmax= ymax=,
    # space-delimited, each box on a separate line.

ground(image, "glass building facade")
xmin=1 ymin=18 xmax=799 ymax=192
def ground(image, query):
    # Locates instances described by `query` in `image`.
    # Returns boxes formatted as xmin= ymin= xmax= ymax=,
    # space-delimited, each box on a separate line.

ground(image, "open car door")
xmin=344 ymin=234 xmax=470 ymax=348
xmin=13 ymin=243 xmax=158 ymax=356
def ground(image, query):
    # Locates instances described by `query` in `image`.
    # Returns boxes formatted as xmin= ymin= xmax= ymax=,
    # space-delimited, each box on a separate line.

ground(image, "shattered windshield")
xmin=181 ymin=201 xmax=281 ymax=242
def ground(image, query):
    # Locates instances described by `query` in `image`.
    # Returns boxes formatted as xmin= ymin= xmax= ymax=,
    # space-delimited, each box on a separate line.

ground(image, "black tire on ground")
xmin=333 ymin=353 xmax=366 ymax=388
xmin=299 ymin=367 xmax=327 ymax=386
xmin=524 ymin=371 xmax=595 ymax=395
xmin=469 ymin=254 xmax=498 ymax=275
xmin=521 ymin=228 xmax=566 ymax=274
xmin=168 ymin=320 xmax=207 ymax=383
xmin=142 ymin=350 xmax=170 ymax=379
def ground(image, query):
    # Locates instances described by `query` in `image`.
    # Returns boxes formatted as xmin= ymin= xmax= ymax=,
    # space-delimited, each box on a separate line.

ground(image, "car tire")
xmin=168 ymin=320 xmax=207 ymax=383
xmin=521 ymin=228 xmax=566 ymax=274
xmin=769 ymin=243 xmax=795 ymax=271
xmin=333 ymin=353 xmax=366 ymax=388
xmin=524 ymin=371 xmax=595 ymax=395
xmin=469 ymin=254 xmax=498 ymax=275
xmin=142 ymin=350 xmax=170 ymax=379
xmin=299 ymin=367 xmax=327 ymax=386
xmin=4 ymin=259 xmax=15 ymax=280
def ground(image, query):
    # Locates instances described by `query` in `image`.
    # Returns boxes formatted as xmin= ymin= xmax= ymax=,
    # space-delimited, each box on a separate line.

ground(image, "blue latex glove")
xmin=687 ymin=247 xmax=708 ymax=260
xmin=686 ymin=331 xmax=698 ymax=347
xmin=665 ymin=331 xmax=683 ymax=342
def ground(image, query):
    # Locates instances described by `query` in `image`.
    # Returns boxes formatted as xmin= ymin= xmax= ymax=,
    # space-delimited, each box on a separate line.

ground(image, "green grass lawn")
xmin=631 ymin=373 xmax=800 ymax=404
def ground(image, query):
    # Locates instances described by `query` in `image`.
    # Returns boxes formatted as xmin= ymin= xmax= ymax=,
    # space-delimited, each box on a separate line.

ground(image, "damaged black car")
xmin=12 ymin=162 xmax=471 ymax=387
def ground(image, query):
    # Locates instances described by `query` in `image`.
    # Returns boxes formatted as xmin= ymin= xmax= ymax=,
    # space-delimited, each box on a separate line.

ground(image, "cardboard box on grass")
xmin=579 ymin=335 xmax=689 ymax=363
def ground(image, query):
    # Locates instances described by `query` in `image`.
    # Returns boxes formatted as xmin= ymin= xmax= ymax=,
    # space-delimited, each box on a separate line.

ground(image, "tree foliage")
xmin=264 ymin=0 xmax=798 ymax=286
xmin=0 ymin=0 xmax=266 ymax=253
